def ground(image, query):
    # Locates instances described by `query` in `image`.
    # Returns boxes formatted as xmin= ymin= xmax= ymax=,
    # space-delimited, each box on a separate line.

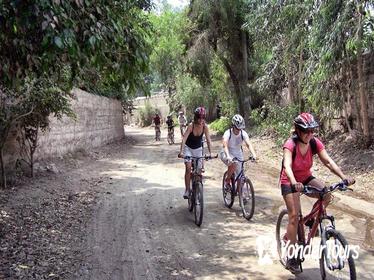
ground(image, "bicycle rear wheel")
xmin=222 ymin=171 xmax=234 ymax=208
xmin=320 ymin=228 xmax=356 ymax=280
xmin=239 ymin=178 xmax=255 ymax=220
xmin=194 ymin=182 xmax=204 ymax=226
xmin=276 ymin=209 xmax=289 ymax=267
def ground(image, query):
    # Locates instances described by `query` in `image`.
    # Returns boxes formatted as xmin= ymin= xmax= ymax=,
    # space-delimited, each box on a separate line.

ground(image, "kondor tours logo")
xmin=255 ymin=235 xmax=360 ymax=265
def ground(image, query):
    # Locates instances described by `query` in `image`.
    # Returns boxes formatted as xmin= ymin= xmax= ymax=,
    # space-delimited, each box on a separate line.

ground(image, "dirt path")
xmin=77 ymin=126 xmax=374 ymax=280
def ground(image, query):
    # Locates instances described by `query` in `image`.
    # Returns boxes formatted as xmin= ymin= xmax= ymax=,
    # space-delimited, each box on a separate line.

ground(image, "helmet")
xmin=179 ymin=111 xmax=184 ymax=115
xmin=194 ymin=107 xmax=206 ymax=119
xmin=294 ymin=113 xmax=319 ymax=130
xmin=232 ymin=114 xmax=245 ymax=129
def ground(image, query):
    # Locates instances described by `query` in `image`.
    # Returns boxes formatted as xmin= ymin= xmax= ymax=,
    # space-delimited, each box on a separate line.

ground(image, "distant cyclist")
xmin=280 ymin=112 xmax=354 ymax=273
xmin=166 ymin=115 xmax=174 ymax=135
xmin=220 ymin=114 xmax=257 ymax=187
xmin=153 ymin=113 xmax=161 ymax=140
xmin=178 ymin=111 xmax=188 ymax=137
xmin=178 ymin=107 xmax=212 ymax=199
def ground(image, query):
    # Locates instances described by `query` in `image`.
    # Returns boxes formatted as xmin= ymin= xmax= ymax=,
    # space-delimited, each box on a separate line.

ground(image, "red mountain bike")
xmin=276 ymin=180 xmax=356 ymax=279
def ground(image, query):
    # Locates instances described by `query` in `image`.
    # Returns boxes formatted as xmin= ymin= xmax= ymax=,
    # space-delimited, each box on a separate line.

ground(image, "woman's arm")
xmin=204 ymin=124 xmax=212 ymax=155
xmin=244 ymin=139 xmax=257 ymax=159
xmin=283 ymin=149 xmax=302 ymax=190
xmin=318 ymin=149 xmax=350 ymax=180
xmin=179 ymin=123 xmax=192 ymax=155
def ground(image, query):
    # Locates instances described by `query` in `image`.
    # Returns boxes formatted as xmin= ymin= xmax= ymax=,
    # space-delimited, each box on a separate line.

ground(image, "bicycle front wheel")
xmin=276 ymin=209 xmax=289 ymax=267
xmin=222 ymin=171 xmax=234 ymax=208
xmin=239 ymin=178 xmax=255 ymax=220
xmin=320 ymin=228 xmax=356 ymax=280
xmin=194 ymin=182 xmax=204 ymax=226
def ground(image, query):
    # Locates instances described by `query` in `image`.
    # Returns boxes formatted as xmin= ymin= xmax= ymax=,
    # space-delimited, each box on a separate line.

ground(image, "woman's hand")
xmin=291 ymin=182 xmax=304 ymax=192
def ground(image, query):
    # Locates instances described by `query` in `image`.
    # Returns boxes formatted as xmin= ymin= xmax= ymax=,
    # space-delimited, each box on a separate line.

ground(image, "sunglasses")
xmin=299 ymin=127 xmax=315 ymax=134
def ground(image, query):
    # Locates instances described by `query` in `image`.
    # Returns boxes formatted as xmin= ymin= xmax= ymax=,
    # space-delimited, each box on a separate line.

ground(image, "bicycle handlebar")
xmin=178 ymin=154 xmax=218 ymax=160
xmin=231 ymin=156 xmax=256 ymax=163
xmin=302 ymin=179 xmax=355 ymax=195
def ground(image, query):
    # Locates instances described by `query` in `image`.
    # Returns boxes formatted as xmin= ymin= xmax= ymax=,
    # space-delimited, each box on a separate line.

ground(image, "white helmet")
xmin=232 ymin=114 xmax=245 ymax=129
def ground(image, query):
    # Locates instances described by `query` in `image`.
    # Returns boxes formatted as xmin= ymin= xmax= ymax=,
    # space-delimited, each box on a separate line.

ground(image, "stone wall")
xmin=3 ymin=88 xmax=124 ymax=166
xmin=124 ymin=93 xmax=170 ymax=125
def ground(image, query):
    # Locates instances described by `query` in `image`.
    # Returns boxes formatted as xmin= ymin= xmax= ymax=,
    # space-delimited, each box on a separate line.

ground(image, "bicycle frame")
xmin=298 ymin=198 xmax=326 ymax=246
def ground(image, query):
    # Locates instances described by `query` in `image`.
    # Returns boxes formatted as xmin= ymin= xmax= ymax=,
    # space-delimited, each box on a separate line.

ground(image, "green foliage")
xmin=250 ymin=101 xmax=299 ymax=144
xmin=209 ymin=117 xmax=231 ymax=135
xmin=149 ymin=7 xmax=189 ymax=91
xmin=210 ymin=56 xmax=236 ymax=117
xmin=138 ymin=102 xmax=160 ymax=127
xmin=0 ymin=0 xmax=152 ymax=98
xmin=172 ymin=73 xmax=205 ymax=119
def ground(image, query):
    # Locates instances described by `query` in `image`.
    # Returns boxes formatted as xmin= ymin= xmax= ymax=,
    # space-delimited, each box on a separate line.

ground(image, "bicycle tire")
xmin=239 ymin=178 xmax=255 ymax=220
xmin=276 ymin=209 xmax=289 ymax=267
xmin=222 ymin=171 xmax=234 ymax=208
xmin=194 ymin=182 xmax=204 ymax=226
xmin=319 ymin=228 xmax=356 ymax=280
xmin=188 ymin=182 xmax=194 ymax=212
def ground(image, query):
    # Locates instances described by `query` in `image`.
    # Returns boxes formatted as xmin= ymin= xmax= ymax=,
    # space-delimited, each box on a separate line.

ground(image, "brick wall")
xmin=3 ymin=88 xmax=124 ymax=166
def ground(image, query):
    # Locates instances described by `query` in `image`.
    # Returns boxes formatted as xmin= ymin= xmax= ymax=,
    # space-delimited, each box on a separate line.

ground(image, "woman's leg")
xmin=306 ymin=178 xmax=332 ymax=207
xmin=225 ymin=163 xmax=237 ymax=184
xmin=184 ymin=162 xmax=192 ymax=193
xmin=283 ymin=192 xmax=301 ymax=244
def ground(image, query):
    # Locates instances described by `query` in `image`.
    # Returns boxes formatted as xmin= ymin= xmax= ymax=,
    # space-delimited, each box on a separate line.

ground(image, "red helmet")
xmin=194 ymin=107 xmax=206 ymax=119
xmin=294 ymin=113 xmax=319 ymax=130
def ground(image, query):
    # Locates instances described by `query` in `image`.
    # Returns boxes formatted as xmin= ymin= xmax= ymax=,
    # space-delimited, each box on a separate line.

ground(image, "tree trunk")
xmin=357 ymin=10 xmax=370 ymax=146
xmin=287 ymin=72 xmax=295 ymax=104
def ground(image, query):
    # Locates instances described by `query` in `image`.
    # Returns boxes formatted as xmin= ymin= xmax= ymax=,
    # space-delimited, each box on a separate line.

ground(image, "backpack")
xmin=229 ymin=128 xmax=244 ymax=141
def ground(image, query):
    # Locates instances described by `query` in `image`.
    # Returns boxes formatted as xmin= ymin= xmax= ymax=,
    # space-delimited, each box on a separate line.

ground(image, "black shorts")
xmin=281 ymin=176 xmax=316 ymax=196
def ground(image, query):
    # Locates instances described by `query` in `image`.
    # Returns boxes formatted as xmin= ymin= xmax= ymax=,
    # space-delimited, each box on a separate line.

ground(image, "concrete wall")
xmin=124 ymin=93 xmax=170 ymax=125
xmin=3 ymin=88 xmax=124 ymax=166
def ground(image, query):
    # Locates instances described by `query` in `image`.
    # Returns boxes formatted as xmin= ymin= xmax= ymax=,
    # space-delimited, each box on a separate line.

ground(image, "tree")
xmin=149 ymin=4 xmax=189 ymax=96
xmin=187 ymin=0 xmax=255 ymax=119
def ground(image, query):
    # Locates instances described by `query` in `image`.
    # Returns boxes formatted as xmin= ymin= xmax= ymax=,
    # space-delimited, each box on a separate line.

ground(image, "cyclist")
xmin=220 ymin=114 xmax=257 ymax=188
xmin=178 ymin=107 xmax=212 ymax=199
xmin=153 ymin=113 xmax=161 ymax=140
xmin=280 ymin=112 xmax=354 ymax=273
xmin=178 ymin=111 xmax=188 ymax=137
xmin=166 ymin=115 xmax=174 ymax=138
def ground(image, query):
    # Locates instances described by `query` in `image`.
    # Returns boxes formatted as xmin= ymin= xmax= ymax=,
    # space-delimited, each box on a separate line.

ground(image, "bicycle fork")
xmin=320 ymin=216 xmax=345 ymax=271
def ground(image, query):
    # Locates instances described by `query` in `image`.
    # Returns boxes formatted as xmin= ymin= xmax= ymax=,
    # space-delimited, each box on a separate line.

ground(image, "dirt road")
xmin=80 ymin=126 xmax=374 ymax=280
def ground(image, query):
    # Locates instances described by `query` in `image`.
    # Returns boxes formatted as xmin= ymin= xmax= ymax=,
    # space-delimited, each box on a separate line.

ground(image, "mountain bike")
xmin=222 ymin=156 xmax=256 ymax=220
xmin=179 ymin=154 xmax=217 ymax=226
xmin=167 ymin=126 xmax=175 ymax=145
xmin=276 ymin=180 xmax=356 ymax=279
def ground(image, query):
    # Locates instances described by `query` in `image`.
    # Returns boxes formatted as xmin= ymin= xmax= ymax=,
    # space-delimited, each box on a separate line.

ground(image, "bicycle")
xmin=276 ymin=180 xmax=356 ymax=279
xmin=222 ymin=156 xmax=256 ymax=220
xmin=167 ymin=126 xmax=175 ymax=145
xmin=179 ymin=154 xmax=217 ymax=226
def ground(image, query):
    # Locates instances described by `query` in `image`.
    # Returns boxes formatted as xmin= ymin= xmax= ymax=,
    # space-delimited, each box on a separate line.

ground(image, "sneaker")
xmin=286 ymin=258 xmax=301 ymax=274
xmin=183 ymin=190 xmax=190 ymax=199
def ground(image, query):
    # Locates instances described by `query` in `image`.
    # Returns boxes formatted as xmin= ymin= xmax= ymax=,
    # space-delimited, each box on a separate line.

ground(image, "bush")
xmin=138 ymin=102 xmax=160 ymax=127
xmin=250 ymin=101 xmax=299 ymax=144
xmin=209 ymin=117 xmax=231 ymax=135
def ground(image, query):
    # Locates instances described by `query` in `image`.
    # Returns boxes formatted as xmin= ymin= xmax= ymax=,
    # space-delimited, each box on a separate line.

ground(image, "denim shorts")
xmin=281 ymin=176 xmax=316 ymax=196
